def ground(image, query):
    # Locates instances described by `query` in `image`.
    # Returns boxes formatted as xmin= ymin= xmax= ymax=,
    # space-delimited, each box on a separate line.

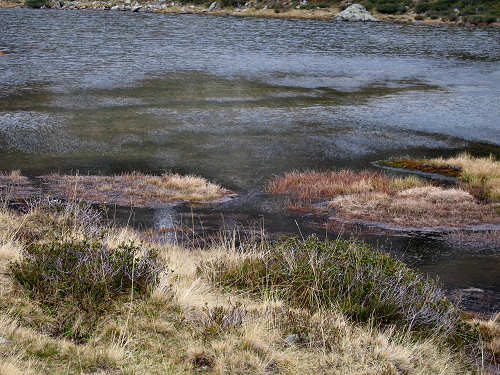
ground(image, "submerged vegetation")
xmin=0 ymin=199 xmax=499 ymax=373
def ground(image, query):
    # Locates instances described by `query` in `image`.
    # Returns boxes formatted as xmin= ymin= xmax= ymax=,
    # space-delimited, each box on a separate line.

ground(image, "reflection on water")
xmin=1 ymin=8 xmax=499 ymax=310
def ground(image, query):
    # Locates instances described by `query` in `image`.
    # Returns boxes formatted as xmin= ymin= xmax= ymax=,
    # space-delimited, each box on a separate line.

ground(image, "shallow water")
xmin=1 ymin=8 xmax=499 ymax=311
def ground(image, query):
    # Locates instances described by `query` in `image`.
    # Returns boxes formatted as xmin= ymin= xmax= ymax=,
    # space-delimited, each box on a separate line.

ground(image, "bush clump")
xmin=10 ymin=240 xmax=164 ymax=340
xmin=201 ymin=236 xmax=463 ymax=336
xmin=24 ymin=0 xmax=48 ymax=8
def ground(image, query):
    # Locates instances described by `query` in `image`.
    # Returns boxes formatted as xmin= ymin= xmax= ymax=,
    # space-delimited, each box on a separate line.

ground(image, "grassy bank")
xmin=2 ymin=0 xmax=499 ymax=27
xmin=0 ymin=199 xmax=499 ymax=374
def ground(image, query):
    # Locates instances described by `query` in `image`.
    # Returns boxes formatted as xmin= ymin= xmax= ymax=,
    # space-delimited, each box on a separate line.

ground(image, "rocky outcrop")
xmin=336 ymin=4 xmax=377 ymax=22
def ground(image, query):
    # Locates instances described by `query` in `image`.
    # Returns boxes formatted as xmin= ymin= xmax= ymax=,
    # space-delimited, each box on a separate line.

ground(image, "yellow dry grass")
xmin=41 ymin=171 xmax=231 ymax=206
xmin=328 ymin=186 xmax=499 ymax=227
xmin=431 ymin=153 xmax=500 ymax=201
xmin=0 ymin=203 xmax=496 ymax=374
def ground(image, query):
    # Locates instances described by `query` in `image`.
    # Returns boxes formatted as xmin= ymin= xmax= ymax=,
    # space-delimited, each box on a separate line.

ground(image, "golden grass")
xmin=158 ymin=5 xmax=339 ymax=21
xmin=0 ymin=202 xmax=491 ymax=374
xmin=40 ymin=172 xmax=231 ymax=207
xmin=431 ymin=153 xmax=500 ymax=201
xmin=0 ymin=171 xmax=27 ymax=185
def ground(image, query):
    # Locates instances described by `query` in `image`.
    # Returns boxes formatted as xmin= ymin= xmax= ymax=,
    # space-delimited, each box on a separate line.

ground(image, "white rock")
xmin=0 ymin=337 xmax=8 ymax=345
xmin=111 ymin=4 xmax=120 ymax=9
xmin=336 ymin=4 xmax=377 ymax=21
xmin=208 ymin=1 xmax=216 ymax=11
xmin=284 ymin=334 xmax=299 ymax=345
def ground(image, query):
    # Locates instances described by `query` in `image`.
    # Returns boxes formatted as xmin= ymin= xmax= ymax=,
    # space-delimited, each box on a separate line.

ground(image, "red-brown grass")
xmin=267 ymin=170 xmax=422 ymax=201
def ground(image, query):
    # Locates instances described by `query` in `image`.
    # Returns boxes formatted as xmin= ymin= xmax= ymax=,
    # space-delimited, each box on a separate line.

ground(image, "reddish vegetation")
xmin=268 ymin=170 xmax=500 ymax=229
xmin=267 ymin=170 xmax=396 ymax=201
xmin=378 ymin=158 xmax=462 ymax=177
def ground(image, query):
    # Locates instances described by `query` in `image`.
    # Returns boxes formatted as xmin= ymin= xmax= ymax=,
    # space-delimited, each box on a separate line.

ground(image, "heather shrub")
xmin=10 ymin=240 xmax=164 ymax=340
xmin=200 ymin=236 xmax=464 ymax=337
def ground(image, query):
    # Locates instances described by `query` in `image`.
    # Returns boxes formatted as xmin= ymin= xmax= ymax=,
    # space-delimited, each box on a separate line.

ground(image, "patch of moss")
xmin=376 ymin=158 xmax=462 ymax=177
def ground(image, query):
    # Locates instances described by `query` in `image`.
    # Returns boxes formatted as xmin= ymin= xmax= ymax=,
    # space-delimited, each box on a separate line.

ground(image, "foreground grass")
xmin=0 ymin=201 xmax=499 ymax=374
xmin=267 ymin=165 xmax=500 ymax=228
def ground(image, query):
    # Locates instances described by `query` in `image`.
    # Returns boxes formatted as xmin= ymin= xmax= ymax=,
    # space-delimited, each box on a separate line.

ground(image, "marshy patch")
xmin=267 ymin=168 xmax=500 ymax=230
xmin=376 ymin=153 xmax=500 ymax=201
xmin=0 ymin=171 xmax=234 ymax=207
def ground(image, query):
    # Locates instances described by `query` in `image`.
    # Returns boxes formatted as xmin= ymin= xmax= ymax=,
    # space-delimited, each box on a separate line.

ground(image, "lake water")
xmin=1 ymin=8 xmax=499 ymax=312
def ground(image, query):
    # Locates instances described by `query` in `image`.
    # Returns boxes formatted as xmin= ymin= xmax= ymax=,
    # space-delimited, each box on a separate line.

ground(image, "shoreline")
xmin=1 ymin=0 xmax=499 ymax=28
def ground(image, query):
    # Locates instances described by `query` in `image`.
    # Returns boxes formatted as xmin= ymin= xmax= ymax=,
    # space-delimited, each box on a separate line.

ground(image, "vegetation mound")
xmin=200 ymin=236 xmax=463 ymax=335
xmin=378 ymin=153 xmax=500 ymax=201
xmin=0 ymin=170 xmax=232 ymax=207
xmin=10 ymin=239 xmax=163 ymax=341
xmin=268 ymin=162 xmax=500 ymax=228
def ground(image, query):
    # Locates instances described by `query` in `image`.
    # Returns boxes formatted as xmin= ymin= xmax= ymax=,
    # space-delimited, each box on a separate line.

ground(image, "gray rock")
xmin=0 ymin=336 xmax=8 ymax=345
xmin=111 ymin=5 xmax=120 ymax=9
xmin=336 ymin=4 xmax=377 ymax=21
xmin=132 ymin=5 xmax=141 ymax=11
xmin=284 ymin=334 xmax=299 ymax=345
xmin=208 ymin=1 xmax=216 ymax=11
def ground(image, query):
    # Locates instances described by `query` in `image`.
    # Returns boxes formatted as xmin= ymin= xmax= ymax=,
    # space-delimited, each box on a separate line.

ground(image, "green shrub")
xmin=416 ymin=2 xmax=430 ymax=13
xmin=415 ymin=13 xmax=425 ymax=19
xmin=10 ymin=239 xmax=164 ymax=340
xmin=24 ymin=0 xmax=48 ymax=8
xmin=200 ymin=236 xmax=463 ymax=336
xmin=376 ymin=2 xmax=405 ymax=13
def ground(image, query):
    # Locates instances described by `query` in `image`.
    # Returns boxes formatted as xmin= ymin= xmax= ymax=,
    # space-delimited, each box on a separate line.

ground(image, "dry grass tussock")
xmin=0 ymin=201 xmax=498 ymax=374
xmin=328 ymin=186 xmax=499 ymax=227
xmin=41 ymin=172 xmax=231 ymax=206
xmin=431 ymin=153 xmax=500 ymax=201
xmin=268 ymin=169 xmax=499 ymax=227
xmin=267 ymin=169 xmax=426 ymax=201
xmin=380 ymin=153 xmax=500 ymax=201
xmin=0 ymin=170 xmax=28 ymax=185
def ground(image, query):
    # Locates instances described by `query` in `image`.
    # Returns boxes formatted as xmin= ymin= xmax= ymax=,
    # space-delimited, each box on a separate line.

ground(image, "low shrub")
xmin=10 ymin=239 xmax=164 ymax=340
xmin=24 ymin=0 xmax=48 ymax=7
xmin=414 ymin=14 xmax=425 ymax=19
xmin=416 ymin=1 xmax=430 ymax=13
xmin=376 ymin=2 xmax=405 ymax=14
xmin=201 ymin=236 xmax=464 ymax=337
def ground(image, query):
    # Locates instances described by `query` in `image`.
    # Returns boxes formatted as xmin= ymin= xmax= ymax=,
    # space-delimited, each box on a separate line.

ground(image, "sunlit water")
xmin=1 ymin=8 xmax=499 ymax=312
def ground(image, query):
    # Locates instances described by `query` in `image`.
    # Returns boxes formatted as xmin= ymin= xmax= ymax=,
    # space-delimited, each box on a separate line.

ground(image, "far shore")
xmin=1 ymin=0 xmax=499 ymax=28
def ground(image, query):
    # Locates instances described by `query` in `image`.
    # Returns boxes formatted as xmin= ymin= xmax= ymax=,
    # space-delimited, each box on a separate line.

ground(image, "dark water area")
xmin=1 ymin=8 xmax=499 ymax=312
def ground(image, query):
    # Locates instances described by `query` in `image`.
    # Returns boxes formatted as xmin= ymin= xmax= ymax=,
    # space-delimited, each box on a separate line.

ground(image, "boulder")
xmin=208 ymin=1 xmax=216 ymax=11
xmin=284 ymin=334 xmax=299 ymax=345
xmin=132 ymin=4 xmax=141 ymax=11
xmin=0 ymin=337 xmax=8 ymax=345
xmin=336 ymin=4 xmax=377 ymax=21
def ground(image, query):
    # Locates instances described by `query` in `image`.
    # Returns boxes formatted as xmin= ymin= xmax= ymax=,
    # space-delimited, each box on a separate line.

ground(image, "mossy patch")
xmin=376 ymin=158 xmax=462 ymax=177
